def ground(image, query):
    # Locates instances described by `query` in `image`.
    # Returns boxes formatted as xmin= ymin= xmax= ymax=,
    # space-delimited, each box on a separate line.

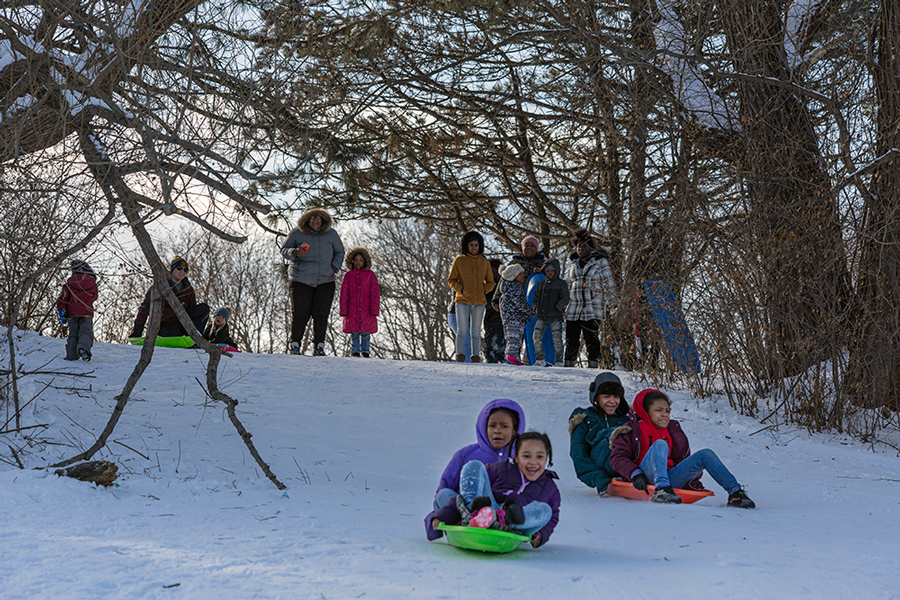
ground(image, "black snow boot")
xmin=651 ymin=486 xmax=683 ymax=504
xmin=469 ymin=496 xmax=493 ymax=513
xmin=501 ymin=500 xmax=526 ymax=525
xmin=727 ymin=488 xmax=756 ymax=509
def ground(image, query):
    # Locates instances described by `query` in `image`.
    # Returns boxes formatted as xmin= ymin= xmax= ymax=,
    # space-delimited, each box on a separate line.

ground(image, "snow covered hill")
xmin=2 ymin=329 xmax=898 ymax=599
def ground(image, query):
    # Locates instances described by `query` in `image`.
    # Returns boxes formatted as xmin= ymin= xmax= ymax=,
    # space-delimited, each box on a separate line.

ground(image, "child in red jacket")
xmin=339 ymin=247 xmax=380 ymax=357
xmin=56 ymin=260 xmax=98 ymax=362
xmin=609 ymin=389 xmax=756 ymax=508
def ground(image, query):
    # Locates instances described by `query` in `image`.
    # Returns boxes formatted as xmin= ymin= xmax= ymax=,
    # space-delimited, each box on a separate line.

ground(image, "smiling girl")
xmin=431 ymin=431 xmax=561 ymax=548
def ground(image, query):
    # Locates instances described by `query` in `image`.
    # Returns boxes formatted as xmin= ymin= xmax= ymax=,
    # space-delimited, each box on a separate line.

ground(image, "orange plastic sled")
xmin=607 ymin=479 xmax=714 ymax=504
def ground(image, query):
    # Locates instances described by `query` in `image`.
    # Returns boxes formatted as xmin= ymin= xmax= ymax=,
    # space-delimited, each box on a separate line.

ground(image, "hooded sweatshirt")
xmin=608 ymin=389 xmax=702 ymax=489
xmin=424 ymin=399 xmax=526 ymax=540
xmin=532 ymin=258 xmax=569 ymax=320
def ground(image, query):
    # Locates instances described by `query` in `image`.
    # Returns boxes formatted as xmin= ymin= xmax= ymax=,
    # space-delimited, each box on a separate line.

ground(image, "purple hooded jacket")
xmin=431 ymin=460 xmax=561 ymax=547
xmin=424 ymin=399 xmax=526 ymax=540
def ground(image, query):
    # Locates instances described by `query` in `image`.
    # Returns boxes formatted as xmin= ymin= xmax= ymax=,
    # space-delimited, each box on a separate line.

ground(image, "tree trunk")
xmin=844 ymin=0 xmax=900 ymax=410
xmin=719 ymin=0 xmax=851 ymax=379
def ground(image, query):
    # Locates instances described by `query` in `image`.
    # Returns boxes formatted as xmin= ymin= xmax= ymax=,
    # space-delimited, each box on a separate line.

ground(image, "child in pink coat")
xmin=339 ymin=247 xmax=380 ymax=357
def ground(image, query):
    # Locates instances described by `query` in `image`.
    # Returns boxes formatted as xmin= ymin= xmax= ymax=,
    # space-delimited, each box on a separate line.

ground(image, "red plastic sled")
xmin=607 ymin=479 xmax=714 ymax=504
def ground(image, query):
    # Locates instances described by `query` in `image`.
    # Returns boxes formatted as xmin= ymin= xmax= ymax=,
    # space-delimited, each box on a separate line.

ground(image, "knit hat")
xmin=500 ymin=263 xmax=525 ymax=281
xmin=70 ymin=260 xmax=96 ymax=278
xmin=590 ymin=372 xmax=626 ymax=405
xmin=170 ymin=256 xmax=189 ymax=272
xmin=213 ymin=307 xmax=230 ymax=322
xmin=521 ymin=236 xmax=542 ymax=252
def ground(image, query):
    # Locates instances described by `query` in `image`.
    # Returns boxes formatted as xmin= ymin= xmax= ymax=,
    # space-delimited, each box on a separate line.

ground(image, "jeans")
xmin=455 ymin=303 xmax=485 ymax=357
xmin=639 ymin=440 xmax=740 ymax=494
xmin=350 ymin=332 xmax=371 ymax=354
xmin=447 ymin=313 xmax=471 ymax=361
xmin=533 ymin=319 xmax=563 ymax=363
xmin=458 ymin=460 xmax=551 ymax=537
xmin=433 ymin=487 xmax=458 ymax=511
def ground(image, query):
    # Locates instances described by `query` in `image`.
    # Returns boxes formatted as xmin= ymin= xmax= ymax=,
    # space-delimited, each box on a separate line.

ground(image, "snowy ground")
xmin=2 ymin=329 xmax=899 ymax=600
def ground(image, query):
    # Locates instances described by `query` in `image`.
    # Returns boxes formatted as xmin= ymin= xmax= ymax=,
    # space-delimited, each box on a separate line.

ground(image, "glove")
xmin=57 ymin=309 xmax=66 ymax=325
xmin=632 ymin=473 xmax=650 ymax=494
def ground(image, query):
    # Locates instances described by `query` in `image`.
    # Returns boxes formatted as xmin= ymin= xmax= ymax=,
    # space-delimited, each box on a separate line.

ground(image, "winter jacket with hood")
xmin=431 ymin=460 xmax=561 ymax=548
xmin=608 ymin=389 xmax=703 ymax=490
xmin=57 ymin=265 xmax=98 ymax=318
xmin=447 ymin=231 xmax=495 ymax=305
xmin=499 ymin=278 xmax=531 ymax=324
xmin=203 ymin=322 xmax=237 ymax=348
xmin=424 ymin=399 xmax=526 ymax=540
xmin=280 ymin=208 xmax=346 ymax=286
xmin=566 ymin=251 xmax=618 ymax=321
xmin=339 ymin=247 xmax=380 ymax=334
xmin=491 ymin=251 xmax=546 ymax=306
xmin=568 ymin=372 xmax=630 ymax=493
xmin=532 ymin=258 xmax=569 ymax=320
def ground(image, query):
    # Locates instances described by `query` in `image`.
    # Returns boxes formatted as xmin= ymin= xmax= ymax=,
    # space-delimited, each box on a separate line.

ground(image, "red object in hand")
xmin=301 ymin=242 xmax=310 ymax=251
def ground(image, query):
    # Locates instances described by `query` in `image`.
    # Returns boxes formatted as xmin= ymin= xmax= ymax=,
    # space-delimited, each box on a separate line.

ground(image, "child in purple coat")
xmin=431 ymin=431 xmax=560 ymax=548
xmin=425 ymin=399 xmax=526 ymax=541
xmin=339 ymin=247 xmax=380 ymax=357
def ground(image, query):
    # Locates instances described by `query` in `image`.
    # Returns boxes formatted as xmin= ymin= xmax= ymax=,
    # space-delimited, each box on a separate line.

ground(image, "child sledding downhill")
xmin=609 ymin=389 xmax=756 ymax=508
xmin=431 ymin=431 xmax=561 ymax=548
xmin=424 ymin=399 xmax=526 ymax=541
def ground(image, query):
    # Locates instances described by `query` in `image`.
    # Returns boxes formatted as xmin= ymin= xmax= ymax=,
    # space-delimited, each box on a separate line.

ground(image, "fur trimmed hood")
xmin=461 ymin=230 xmax=485 ymax=255
xmin=608 ymin=424 xmax=632 ymax=449
xmin=345 ymin=246 xmax=372 ymax=270
xmin=297 ymin=208 xmax=334 ymax=234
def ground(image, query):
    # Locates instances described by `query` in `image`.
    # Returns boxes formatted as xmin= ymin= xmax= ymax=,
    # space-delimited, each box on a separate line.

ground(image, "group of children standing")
xmin=426 ymin=372 xmax=755 ymax=549
xmin=449 ymin=228 xmax=618 ymax=367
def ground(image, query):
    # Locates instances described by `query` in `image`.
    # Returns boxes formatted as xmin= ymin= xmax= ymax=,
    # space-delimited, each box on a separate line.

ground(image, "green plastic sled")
xmin=127 ymin=336 xmax=194 ymax=348
xmin=436 ymin=523 xmax=531 ymax=553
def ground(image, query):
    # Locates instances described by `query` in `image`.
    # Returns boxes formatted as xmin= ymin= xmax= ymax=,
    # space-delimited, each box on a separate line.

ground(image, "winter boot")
xmin=455 ymin=354 xmax=466 ymax=362
xmin=587 ymin=359 xmax=599 ymax=369
xmin=469 ymin=496 xmax=493 ymax=513
xmin=78 ymin=348 xmax=91 ymax=362
xmin=501 ymin=500 xmax=526 ymax=526
xmin=505 ymin=355 xmax=523 ymax=365
xmin=727 ymin=488 xmax=756 ymax=509
xmin=470 ymin=355 xmax=482 ymax=363
xmin=314 ymin=343 xmax=326 ymax=356
xmin=544 ymin=361 xmax=555 ymax=367
xmin=651 ymin=486 xmax=683 ymax=504
xmin=469 ymin=506 xmax=497 ymax=529
xmin=455 ymin=494 xmax=472 ymax=525
xmin=351 ymin=352 xmax=361 ymax=357
xmin=290 ymin=341 xmax=301 ymax=355
xmin=361 ymin=352 xmax=370 ymax=358
xmin=564 ymin=360 xmax=575 ymax=367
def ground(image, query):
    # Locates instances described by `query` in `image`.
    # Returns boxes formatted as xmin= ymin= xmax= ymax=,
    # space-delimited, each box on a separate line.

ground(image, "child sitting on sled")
xmin=430 ymin=431 xmax=560 ymax=548
xmin=424 ymin=399 xmax=526 ymax=541
xmin=609 ymin=389 xmax=756 ymax=508
xmin=203 ymin=307 xmax=238 ymax=350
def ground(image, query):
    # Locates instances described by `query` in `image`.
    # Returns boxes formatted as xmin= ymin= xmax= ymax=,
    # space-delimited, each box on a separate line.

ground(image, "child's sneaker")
xmin=469 ymin=506 xmax=497 ymax=529
xmin=505 ymin=355 xmax=523 ymax=365
xmin=314 ymin=343 xmax=326 ymax=356
xmin=651 ymin=486 xmax=683 ymax=504
xmin=727 ymin=488 xmax=756 ymax=509
xmin=78 ymin=349 xmax=91 ymax=362
xmin=544 ymin=361 xmax=555 ymax=367
xmin=290 ymin=342 xmax=301 ymax=355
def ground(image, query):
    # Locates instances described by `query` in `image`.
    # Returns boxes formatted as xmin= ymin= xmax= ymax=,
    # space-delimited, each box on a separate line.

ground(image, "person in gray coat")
xmin=280 ymin=208 xmax=345 ymax=355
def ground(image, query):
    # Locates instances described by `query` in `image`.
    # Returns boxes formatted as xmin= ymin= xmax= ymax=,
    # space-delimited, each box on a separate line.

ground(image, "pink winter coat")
xmin=340 ymin=267 xmax=380 ymax=334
